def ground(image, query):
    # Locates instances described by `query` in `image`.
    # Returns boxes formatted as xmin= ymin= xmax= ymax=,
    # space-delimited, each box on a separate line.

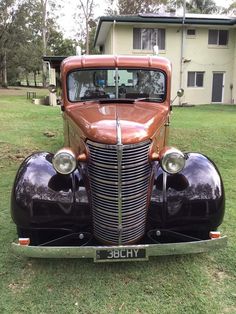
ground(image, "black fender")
xmin=11 ymin=152 xmax=91 ymax=230
xmin=149 ymin=153 xmax=225 ymax=233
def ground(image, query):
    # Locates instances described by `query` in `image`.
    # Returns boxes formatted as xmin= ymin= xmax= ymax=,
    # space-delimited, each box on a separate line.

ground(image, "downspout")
xmin=44 ymin=61 xmax=56 ymax=106
xmin=113 ymin=20 xmax=116 ymax=53
xmin=44 ymin=61 xmax=51 ymax=83
xmin=179 ymin=0 xmax=186 ymax=106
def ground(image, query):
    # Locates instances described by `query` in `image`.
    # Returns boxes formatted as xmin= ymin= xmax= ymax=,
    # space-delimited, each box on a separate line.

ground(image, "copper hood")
xmin=66 ymin=101 xmax=169 ymax=145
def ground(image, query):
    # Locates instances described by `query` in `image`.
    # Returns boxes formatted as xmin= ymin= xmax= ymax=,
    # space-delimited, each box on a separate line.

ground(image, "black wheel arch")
xmin=149 ymin=152 xmax=225 ymax=233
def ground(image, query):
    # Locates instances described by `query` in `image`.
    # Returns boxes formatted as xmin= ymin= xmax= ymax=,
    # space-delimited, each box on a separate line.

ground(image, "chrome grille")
xmin=87 ymin=140 xmax=151 ymax=245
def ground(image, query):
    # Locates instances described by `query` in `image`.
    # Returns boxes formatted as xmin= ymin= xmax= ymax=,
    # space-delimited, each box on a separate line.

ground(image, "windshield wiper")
xmin=99 ymin=99 xmax=135 ymax=104
xmin=135 ymin=97 xmax=163 ymax=102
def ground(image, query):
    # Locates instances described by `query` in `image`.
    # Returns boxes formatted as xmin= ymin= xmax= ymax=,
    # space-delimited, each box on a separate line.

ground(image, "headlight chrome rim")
xmin=160 ymin=148 xmax=186 ymax=174
xmin=52 ymin=148 xmax=77 ymax=175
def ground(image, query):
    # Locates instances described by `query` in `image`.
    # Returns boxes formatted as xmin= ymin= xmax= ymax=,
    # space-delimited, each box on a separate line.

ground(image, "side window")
xmin=68 ymin=73 xmax=79 ymax=101
xmin=133 ymin=28 xmax=165 ymax=50
xmin=208 ymin=30 xmax=228 ymax=46
xmin=187 ymin=72 xmax=204 ymax=87
xmin=186 ymin=29 xmax=196 ymax=37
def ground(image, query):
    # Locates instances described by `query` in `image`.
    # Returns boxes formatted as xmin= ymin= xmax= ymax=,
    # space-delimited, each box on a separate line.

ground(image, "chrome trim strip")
xmin=115 ymin=67 xmax=119 ymax=98
xmin=91 ymin=178 xmax=118 ymax=185
xmin=87 ymin=140 xmax=150 ymax=149
xmin=12 ymin=236 xmax=227 ymax=261
xmin=92 ymin=192 xmax=119 ymax=201
xmin=116 ymin=114 xmax=122 ymax=146
xmin=89 ymin=162 xmax=118 ymax=169
xmin=163 ymin=171 xmax=167 ymax=203
xmin=92 ymin=190 xmax=147 ymax=202
xmin=91 ymin=174 xmax=150 ymax=185
xmin=116 ymin=115 xmax=123 ymax=245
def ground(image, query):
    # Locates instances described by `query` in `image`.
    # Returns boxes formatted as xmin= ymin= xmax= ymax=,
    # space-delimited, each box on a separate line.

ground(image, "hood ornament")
xmin=116 ymin=113 xmax=122 ymax=145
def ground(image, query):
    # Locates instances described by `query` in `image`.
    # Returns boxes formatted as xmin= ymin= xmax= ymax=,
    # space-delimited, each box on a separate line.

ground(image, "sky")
xmin=59 ymin=0 xmax=109 ymax=38
xmin=215 ymin=0 xmax=232 ymax=6
xmin=59 ymin=0 xmax=234 ymax=39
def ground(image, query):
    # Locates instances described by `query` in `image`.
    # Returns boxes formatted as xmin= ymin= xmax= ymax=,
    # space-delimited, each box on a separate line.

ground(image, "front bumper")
xmin=12 ymin=236 xmax=227 ymax=262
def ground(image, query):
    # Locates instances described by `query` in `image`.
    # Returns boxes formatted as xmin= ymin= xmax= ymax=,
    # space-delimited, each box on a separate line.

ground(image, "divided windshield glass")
xmin=67 ymin=68 xmax=166 ymax=103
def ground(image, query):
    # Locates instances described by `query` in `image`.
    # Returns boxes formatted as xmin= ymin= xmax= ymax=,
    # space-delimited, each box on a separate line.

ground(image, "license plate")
xmin=95 ymin=248 xmax=147 ymax=262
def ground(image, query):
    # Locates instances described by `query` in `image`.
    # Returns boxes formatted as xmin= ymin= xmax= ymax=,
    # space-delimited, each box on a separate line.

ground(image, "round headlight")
xmin=161 ymin=148 xmax=186 ymax=174
xmin=52 ymin=149 xmax=77 ymax=175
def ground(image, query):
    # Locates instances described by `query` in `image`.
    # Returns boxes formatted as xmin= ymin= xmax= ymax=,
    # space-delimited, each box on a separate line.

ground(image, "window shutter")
xmin=158 ymin=29 xmax=165 ymax=50
xmin=208 ymin=30 xmax=218 ymax=45
xmin=133 ymin=28 xmax=141 ymax=49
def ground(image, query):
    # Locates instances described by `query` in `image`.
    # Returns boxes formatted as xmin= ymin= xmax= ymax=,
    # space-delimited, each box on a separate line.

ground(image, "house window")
xmin=187 ymin=72 xmax=204 ymax=87
xmin=208 ymin=30 xmax=228 ymax=46
xmin=187 ymin=29 xmax=196 ymax=36
xmin=133 ymin=28 xmax=165 ymax=50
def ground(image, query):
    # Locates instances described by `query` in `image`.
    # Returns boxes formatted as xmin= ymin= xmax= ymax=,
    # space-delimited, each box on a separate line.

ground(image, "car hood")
xmin=66 ymin=101 xmax=169 ymax=145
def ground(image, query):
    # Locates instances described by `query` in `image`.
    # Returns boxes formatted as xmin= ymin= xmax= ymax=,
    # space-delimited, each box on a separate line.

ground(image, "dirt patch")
xmin=43 ymin=131 xmax=56 ymax=138
xmin=0 ymin=142 xmax=34 ymax=162
xmin=0 ymin=87 xmax=47 ymax=97
xmin=212 ymin=270 xmax=229 ymax=281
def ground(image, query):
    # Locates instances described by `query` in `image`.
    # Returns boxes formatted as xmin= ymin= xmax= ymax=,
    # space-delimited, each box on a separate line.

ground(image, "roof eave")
xmin=94 ymin=15 xmax=236 ymax=47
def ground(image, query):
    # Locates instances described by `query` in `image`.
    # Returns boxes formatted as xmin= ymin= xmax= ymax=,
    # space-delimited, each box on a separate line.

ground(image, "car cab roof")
xmin=61 ymin=55 xmax=171 ymax=75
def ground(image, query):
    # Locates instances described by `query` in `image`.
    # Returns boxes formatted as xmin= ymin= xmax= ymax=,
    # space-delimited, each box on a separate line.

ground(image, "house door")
xmin=211 ymin=72 xmax=224 ymax=103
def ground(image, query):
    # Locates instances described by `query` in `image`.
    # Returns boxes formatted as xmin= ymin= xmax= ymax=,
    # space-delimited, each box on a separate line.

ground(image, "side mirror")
xmin=48 ymin=84 xmax=57 ymax=93
xmin=171 ymin=88 xmax=184 ymax=110
xmin=177 ymin=88 xmax=184 ymax=97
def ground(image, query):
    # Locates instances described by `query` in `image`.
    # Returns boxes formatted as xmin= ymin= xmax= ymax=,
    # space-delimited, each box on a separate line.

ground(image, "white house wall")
xmin=182 ymin=27 xmax=235 ymax=105
xmin=103 ymin=23 xmax=236 ymax=105
xmin=104 ymin=27 xmax=113 ymax=54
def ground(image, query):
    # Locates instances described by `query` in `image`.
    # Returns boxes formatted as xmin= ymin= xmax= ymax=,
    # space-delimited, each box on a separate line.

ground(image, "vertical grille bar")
xmin=87 ymin=140 xmax=151 ymax=245
xmin=116 ymin=116 xmax=123 ymax=245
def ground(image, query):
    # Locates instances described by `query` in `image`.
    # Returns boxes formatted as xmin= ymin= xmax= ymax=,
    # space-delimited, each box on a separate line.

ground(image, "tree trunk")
xmin=34 ymin=71 xmax=37 ymax=87
xmin=2 ymin=51 xmax=8 ymax=87
xmin=26 ymin=73 xmax=29 ymax=86
xmin=86 ymin=20 xmax=90 ymax=54
xmin=41 ymin=0 xmax=48 ymax=87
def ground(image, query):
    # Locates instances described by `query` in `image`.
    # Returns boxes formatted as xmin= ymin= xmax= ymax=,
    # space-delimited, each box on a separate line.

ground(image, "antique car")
xmin=11 ymin=55 xmax=227 ymax=262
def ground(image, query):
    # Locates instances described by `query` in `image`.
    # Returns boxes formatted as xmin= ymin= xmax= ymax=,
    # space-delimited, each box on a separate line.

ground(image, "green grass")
xmin=0 ymin=95 xmax=236 ymax=314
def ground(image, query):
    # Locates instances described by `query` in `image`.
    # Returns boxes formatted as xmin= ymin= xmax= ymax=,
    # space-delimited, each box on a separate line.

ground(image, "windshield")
xmin=67 ymin=68 xmax=166 ymax=103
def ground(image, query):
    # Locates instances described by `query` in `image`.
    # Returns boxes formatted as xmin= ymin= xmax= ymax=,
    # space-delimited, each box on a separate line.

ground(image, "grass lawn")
xmin=0 ymin=90 xmax=235 ymax=313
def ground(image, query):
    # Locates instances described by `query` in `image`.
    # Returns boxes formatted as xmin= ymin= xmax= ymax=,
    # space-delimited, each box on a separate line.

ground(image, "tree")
xmin=106 ymin=0 xmax=220 ymax=15
xmin=29 ymin=0 xmax=53 ymax=86
xmin=0 ymin=0 xmax=47 ymax=86
xmin=0 ymin=0 xmax=17 ymax=87
xmin=1 ymin=0 xmax=73 ymax=87
xmin=47 ymin=30 xmax=76 ymax=55
xmin=228 ymin=1 xmax=236 ymax=11
xmin=23 ymin=0 xmax=64 ymax=86
xmin=6 ymin=1 xmax=43 ymax=86
xmin=87 ymin=24 xmax=99 ymax=54
xmin=186 ymin=0 xmax=218 ymax=14
xmin=221 ymin=1 xmax=236 ymax=14
xmin=73 ymin=0 xmax=96 ymax=54
xmin=105 ymin=0 xmax=167 ymax=15
xmin=119 ymin=0 xmax=167 ymax=14
xmin=105 ymin=0 xmax=119 ymax=15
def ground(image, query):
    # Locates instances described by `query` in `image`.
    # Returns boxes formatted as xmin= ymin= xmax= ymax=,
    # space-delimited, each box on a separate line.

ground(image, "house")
xmin=94 ymin=13 xmax=236 ymax=105
xmin=43 ymin=56 xmax=66 ymax=106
